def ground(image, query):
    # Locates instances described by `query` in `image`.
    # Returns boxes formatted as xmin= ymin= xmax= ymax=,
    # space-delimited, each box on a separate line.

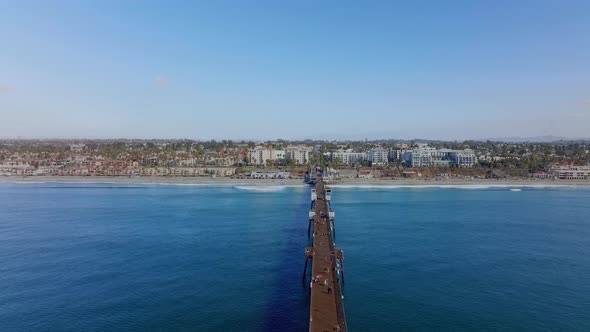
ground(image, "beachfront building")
xmin=330 ymin=150 xmax=367 ymax=165
xmin=248 ymin=145 xmax=310 ymax=166
xmin=0 ymin=160 xmax=37 ymax=176
xmin=247 ymin=146 xmax=285 ymax=166
xmin=141 ymin=167 xmax=236 ymax=177
xmin=402 ymin=145 xmax=477 ymax=168
xmin=549 ymin=165 xmax=590 ymax=180
xmin=449 ymin=150 xmax=478 ymax=168
xmin=388 ymin=148 xmax=409 ymax=162
xmin=367 ymin=148 xmax=388 ymax=166
xmin=402 ymin=149 xmax=432 ymax=167
xmin=249 ymin=170 xmax=290 ymax=179
xmin=248 ymin=146 xmax=273 ymax=165
xmin=285 ymin=146 xmax=312 ymax=165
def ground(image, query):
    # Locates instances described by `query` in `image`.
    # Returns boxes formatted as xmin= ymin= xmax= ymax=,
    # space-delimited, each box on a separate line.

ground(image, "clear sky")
xmin=1 ymin=1 xmax=589 ymax=140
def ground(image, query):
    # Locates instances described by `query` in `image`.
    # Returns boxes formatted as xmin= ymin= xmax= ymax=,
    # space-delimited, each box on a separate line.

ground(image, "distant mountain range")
xmin=481 ymin=136 xmax=589 ymax=143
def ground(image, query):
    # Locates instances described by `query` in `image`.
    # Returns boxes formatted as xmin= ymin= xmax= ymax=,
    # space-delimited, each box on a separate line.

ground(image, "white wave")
xmin=5 ymin=180 xmax=308 ymax=190
xmin=330 ymin=184 xmax=579 ymax=190
xmin=6 ymin=181 xmax=225 ymax=187
xmin=510 ymin=188 xmax=522 ymax=191
xmin=138 ymin=182 xmax=223 ymax=187
xmin=11 ymin=181 xmax=127 ymax=185
xmin=233 ymin=185 xmax=305 ymax=192
xmin=234 ymin=185 xmax=288 ymax=192
xmin=62 ymin=181 xmax=121 ymax=185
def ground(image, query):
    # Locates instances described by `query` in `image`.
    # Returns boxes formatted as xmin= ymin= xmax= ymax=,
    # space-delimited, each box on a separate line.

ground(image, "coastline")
xmin=0 ymin=176 xmax=304 ymax=186
xmin=329 ymin=177 xmax=590 ymax=187
xmin=1 ymin=175 xmax=589 ymax=187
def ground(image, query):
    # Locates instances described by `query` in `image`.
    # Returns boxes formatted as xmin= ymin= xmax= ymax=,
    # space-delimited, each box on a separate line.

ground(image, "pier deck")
xmin=308 ymin=176 xmax=347 ymax=331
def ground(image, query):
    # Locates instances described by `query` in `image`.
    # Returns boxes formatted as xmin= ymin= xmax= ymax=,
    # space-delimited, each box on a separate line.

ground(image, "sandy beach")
xmin=1 ymin=175 xmax=588 ymax=187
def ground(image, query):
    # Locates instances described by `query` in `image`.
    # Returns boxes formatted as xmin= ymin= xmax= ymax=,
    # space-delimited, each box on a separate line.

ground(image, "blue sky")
xmin=1 ymin=1 xmax=589 ymax=140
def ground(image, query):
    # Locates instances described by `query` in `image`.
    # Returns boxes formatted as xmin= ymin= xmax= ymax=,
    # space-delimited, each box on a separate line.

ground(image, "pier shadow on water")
xmin=260 ymin=187 xmax=310 ymax=332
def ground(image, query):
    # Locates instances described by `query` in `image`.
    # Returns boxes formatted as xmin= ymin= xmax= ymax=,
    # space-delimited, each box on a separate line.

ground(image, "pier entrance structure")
xmin=303 ymin=175 xmax=347 ymax=331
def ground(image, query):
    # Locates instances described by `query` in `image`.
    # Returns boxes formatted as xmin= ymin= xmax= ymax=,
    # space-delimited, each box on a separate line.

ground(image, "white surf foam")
xmin=233 ymin=185 xmax=306 ymax=192
xmin=330 ymin=184 xmax=578 ymax=190
xmin=139 ymin=182 xmax=222 ymax=187
xmin=234 ymin=185 xmax=288 ymax=192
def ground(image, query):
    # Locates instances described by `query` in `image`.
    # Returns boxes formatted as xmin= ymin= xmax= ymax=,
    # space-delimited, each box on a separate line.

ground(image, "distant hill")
xmin=480 ymin=136 xmax=588 ymax=143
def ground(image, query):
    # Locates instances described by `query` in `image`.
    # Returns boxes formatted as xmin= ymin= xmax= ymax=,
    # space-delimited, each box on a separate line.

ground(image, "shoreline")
xmin=1 ymin=176 xmax=589 ymax=187
xmin=0 ymin=176 xmax=303 ymax=186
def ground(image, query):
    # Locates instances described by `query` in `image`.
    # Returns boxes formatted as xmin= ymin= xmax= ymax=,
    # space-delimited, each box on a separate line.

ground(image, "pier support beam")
xmin=331 ymin=220 xmax=335 ymax=239
xmin=302 ymin=258 xmax=309 ymax=283
xmin=303 ymin=247 xmax=314 ymax=283
xmin=336 ymin=249 xmax=345 ymax=284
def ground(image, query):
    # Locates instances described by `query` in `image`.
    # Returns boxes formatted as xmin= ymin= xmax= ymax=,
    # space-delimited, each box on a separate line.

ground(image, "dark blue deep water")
xmin=1 ymin=183 xmax=589 ymax=331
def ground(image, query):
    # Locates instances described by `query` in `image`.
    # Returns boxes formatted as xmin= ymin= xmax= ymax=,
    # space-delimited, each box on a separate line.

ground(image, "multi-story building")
xmin=388 ymin=149 xmax=408 ymax=162
xmin=272 ymin=149 xmax=285 ymax=161
xmin=248 ymin=146 xmax=274 ymax=165
xmin=402 ymin=149 xmax=433 ymax=167
xmin=141 ymin=167 xmax=235 ymax=177
xmin=249 ymin=170 xmax=290 ymax=179
xmin=248 ymin=145 xmax=310 ymax=166
xmin=550 ymin=165 xmax=590 ymax=179
xmin=285 ymin=146 xmax=311 ymax=165
xmin=0 ymin=160 xmax=36 ymax=176
xmin=331 ymin=150 xmax=367 ymax=165
xmin=449 ymin=150 xmax=478 ymax=168
xmin=367 ymin=148 xmax=388 ymax=166
xmin=402 ymin=146 xmax=476 ymax=168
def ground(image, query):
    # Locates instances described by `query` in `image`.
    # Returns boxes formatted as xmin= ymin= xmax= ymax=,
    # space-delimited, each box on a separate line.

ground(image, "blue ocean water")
xmin=1 ymin=183 xmax=589 ymax=331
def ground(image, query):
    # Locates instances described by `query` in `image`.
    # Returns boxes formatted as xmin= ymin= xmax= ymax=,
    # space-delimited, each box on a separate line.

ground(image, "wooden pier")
xmin=303 ymin=175 xmax=347 ymax=331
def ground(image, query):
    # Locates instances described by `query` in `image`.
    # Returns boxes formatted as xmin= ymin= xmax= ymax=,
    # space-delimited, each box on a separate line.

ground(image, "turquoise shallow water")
xmin=1 ymin=183 xmax=589 ymax=331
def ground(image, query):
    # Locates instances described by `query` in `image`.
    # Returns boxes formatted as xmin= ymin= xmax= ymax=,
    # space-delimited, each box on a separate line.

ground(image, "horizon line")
xmin=1 ymin=135 xmax=589 ymax=143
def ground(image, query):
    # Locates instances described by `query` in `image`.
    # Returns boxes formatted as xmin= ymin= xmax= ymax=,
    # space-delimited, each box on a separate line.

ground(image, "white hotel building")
xmin=402 ymin=146 xmax=477 ymax=168
xmin=367 ymin=148 xmax=388 ymax=166
xmin=330 ymin=150 xmax=367 ymax=165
